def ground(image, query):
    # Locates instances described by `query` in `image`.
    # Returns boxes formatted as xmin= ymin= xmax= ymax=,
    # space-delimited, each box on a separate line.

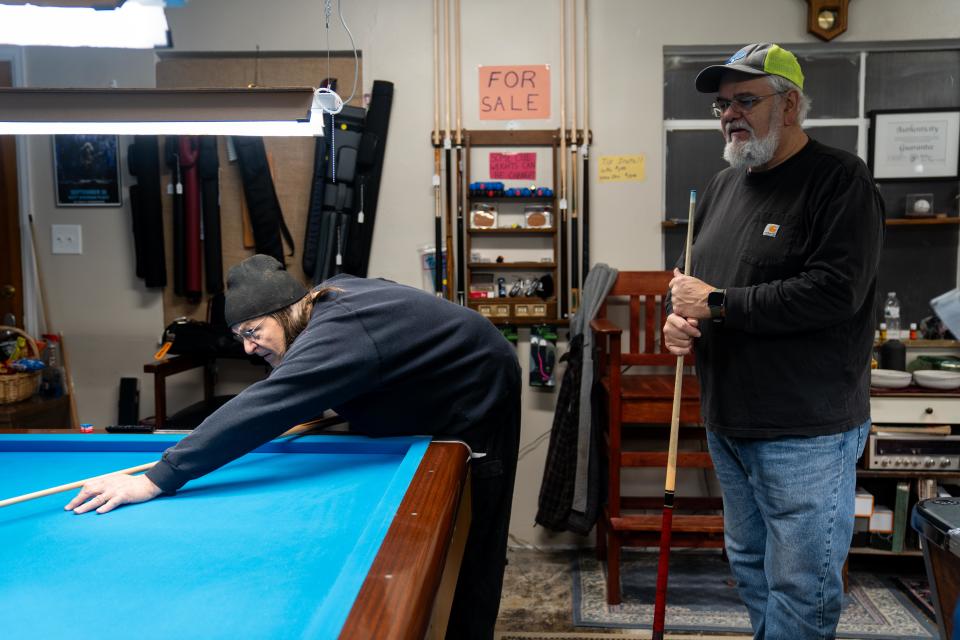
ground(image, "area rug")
xmin=496 ymin=633 xmax=747 ymax=639
xmin=573 ymin=552 xmax=936 ymax=639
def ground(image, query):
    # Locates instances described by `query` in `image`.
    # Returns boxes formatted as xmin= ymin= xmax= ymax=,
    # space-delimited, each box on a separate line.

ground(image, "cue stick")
xmin=432 ymin=0 xmax=443 ymax=296
xmin=0 ymin=421 xmax=338 ymax=509
xmin=27 ymin=214 xmax=51 ymax=333
xmin=651 ymin=189 xmax=697 ymax=640
xmin=0 ymin=462 xmax=157 ymax=509
xmin=58 ymin=333 xmax=80 ymax=429
xmin=29 ymin=213 xmax=79 ymax=429
xmin=442 ymin=0 xmax=455 ymax=302
xmin=558 ymin=0 xmax=568 ymax=319
xmin=454 ymin=0 xmax=465 ymax=306
xmin=581 ymin=0 xmax=591 ymax=281
xmin=569 ymin=0 xmax=580 ymax=315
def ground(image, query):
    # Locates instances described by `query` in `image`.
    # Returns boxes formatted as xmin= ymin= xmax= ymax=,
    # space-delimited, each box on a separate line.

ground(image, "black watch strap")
xmin=708 ymin=289 xmax=726 ymax=323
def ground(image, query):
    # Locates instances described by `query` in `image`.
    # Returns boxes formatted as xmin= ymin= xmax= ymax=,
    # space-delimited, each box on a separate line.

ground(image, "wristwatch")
xmin=707 ymin=289 xmax=726 ymax=323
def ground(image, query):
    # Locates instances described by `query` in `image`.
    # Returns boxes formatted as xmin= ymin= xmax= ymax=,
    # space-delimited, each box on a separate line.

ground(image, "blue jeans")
xmin=707 ymin=421 xmax=870 ymax=640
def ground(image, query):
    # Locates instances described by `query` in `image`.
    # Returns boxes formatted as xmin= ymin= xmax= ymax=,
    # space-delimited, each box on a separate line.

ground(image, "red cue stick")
xmin=651 ymin=189 xmax=697 ymax=639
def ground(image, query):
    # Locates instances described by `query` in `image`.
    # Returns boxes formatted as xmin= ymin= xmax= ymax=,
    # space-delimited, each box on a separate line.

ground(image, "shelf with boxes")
xmin=852 ymin=466 xmax=960 ymax=556
xmin=463 ymin=129 xmax=565 ymax=326
xmin=859 ymin=337 xmax=960 ymax=556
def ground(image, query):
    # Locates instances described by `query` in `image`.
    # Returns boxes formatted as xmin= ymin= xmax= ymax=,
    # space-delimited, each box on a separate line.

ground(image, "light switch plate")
xmin=51 ymin=224 xmax=82 ymax=254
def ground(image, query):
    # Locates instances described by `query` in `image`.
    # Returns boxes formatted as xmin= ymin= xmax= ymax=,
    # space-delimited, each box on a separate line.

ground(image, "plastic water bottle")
xmin=40 ymin=334 xmax=65 ymax=398
xmin=883 ymin=292 xmax=901 ymax=339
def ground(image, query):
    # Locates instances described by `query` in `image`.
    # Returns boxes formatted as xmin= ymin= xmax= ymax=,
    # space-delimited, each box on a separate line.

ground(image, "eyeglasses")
xmin=233 ymin=317 xmax=266 ymax=344
xmin=711 ymin=92 xmax=784 ymax=118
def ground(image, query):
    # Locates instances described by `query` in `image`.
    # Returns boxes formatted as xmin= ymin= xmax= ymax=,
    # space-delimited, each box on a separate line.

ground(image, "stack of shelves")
xmin=464 ymin=129 xmax=562 ymax=325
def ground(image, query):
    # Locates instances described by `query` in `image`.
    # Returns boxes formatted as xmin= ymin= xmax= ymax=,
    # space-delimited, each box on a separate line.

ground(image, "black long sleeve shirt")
xmin=146 ymin=275 xmax=521 ymax=492
xmin=683 ymin=138 xmax=884 ymax=438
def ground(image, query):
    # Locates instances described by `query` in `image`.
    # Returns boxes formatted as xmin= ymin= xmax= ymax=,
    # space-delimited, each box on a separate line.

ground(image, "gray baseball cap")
xmin=695 ymin=43 xmax=805 ymax=93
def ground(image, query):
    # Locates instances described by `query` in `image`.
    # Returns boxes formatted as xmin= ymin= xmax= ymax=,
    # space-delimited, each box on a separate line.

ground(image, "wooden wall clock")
xmin=806 ymin=0 xmax=850 ymax=41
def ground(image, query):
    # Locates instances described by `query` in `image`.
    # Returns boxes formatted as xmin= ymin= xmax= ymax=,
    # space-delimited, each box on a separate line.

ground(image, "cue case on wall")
xmin=302 ymin=80 xmax=394 ymax=283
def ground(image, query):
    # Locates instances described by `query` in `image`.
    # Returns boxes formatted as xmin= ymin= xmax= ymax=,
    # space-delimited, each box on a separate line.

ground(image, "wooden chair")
xmin=590 ymin=271 xmax=724 ymax=604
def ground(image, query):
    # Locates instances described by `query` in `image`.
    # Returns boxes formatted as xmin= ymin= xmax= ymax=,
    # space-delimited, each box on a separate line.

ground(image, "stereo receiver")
xmin=865 ymin=434 xmax=960 ymax=471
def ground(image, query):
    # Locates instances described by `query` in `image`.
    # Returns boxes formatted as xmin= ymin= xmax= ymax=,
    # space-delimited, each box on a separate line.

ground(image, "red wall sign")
xmin=489 ymin=152 xmax=537 ymax=180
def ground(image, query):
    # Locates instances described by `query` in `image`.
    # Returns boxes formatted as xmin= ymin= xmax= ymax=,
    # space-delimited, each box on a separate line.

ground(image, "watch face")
xmin=708 ymin=291 xmax=725 ymax=306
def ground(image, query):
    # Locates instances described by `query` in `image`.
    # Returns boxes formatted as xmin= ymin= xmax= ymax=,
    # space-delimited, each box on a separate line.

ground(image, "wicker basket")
xmin=0 ymin=326 xmax=42 ymax=405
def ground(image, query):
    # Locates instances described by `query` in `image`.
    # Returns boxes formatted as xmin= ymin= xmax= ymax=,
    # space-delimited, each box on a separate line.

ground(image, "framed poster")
xmin=53 ymin=134 xmax=122 ymax=206
xmin=869 ymin=109 xmax=960 ymax=181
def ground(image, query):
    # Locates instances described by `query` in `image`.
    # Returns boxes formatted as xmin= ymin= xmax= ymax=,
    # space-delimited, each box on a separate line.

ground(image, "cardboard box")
xmin=855 ymin=487 xmax=874 ymax=518
xmin=869 ymin=505 xmax=894 ymax=533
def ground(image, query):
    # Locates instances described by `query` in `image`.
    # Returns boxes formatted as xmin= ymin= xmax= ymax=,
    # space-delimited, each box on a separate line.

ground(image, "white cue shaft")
xmin=0 ymin=422 xmax=324 ymax=508
xmin=0 ymin=462 xmax=157 ymax=508
xmin=664 ymin=190 xmax=697 ymax=493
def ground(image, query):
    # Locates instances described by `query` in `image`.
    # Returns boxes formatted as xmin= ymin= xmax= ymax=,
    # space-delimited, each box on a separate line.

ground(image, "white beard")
xmin=722 ymin=112 xmax=782 ymax=170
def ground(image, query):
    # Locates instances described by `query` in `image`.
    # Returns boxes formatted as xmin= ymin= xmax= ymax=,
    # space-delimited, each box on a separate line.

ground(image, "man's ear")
xmin=782 ymin=89 xmax=801 ymax=127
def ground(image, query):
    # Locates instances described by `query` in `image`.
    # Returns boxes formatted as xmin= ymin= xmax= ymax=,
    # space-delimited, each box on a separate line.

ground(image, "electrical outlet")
xmin=51 ymin=224 xmax=82 ymax=255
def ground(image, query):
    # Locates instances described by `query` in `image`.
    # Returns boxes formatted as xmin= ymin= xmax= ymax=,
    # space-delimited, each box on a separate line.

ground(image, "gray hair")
xmin=767 ymin=75 xmax=812 ymax=125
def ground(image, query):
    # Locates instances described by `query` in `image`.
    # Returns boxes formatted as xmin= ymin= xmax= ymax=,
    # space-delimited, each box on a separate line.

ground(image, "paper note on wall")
xmin=479 ymin=65 xmax=550 ymax=120
xmin=489 ymin=152 xmax=537 ymax=180
xmin=598 ymin=155 xmax=645 ymax=182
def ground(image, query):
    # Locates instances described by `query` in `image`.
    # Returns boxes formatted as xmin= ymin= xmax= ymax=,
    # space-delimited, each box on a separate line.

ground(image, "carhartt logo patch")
xmin=763 ymin=223 xmax=780 ymax=238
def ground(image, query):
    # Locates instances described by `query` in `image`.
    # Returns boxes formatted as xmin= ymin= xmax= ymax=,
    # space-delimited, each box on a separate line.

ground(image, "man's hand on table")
xmin=65 ymin=473 xmax=163 ymax=515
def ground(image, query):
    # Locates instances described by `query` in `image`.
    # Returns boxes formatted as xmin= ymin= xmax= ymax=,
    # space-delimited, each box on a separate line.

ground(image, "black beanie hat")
xmin=224 ymin=254 xmax=308 ymax=327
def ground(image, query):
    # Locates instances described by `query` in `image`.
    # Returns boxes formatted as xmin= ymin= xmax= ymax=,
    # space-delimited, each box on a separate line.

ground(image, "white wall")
xmin=15 ymin=0 xmax=960 ymax=547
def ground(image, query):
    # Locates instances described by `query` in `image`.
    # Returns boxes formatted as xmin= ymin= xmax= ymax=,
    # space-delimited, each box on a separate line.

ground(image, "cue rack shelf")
xmin=462 ymin=128 xmax=580 ymax=327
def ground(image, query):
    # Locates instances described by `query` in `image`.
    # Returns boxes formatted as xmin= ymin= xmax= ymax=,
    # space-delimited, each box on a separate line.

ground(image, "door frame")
xmin=0 ymin=47 xmax=38 ymax=337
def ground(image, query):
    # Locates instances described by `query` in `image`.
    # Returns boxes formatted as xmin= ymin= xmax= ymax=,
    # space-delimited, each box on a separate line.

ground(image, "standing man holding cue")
xmin=663 ymin=43 xmax=884 ymax=639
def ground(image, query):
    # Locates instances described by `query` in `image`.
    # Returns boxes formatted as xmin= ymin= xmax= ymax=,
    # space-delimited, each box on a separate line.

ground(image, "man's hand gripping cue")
xmin=664 ymin=267 xmax=716 ymax=356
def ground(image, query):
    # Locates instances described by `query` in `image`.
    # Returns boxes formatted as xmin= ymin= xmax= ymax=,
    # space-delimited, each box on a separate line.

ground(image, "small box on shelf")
xmin=855 ymin=486 xmax=874 ymax=517
xmin=470 ymin=203 xmax=498 ymax=229
xmin=472 ymin=299 xmax=556 ymax=324
xmin=869 ymin=505 xmax=894 ymax=533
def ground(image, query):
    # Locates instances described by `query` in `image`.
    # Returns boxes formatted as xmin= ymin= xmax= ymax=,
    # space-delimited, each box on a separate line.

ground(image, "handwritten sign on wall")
xmin=598 ymin=155 xmax=645 ymax=182
xmin=479 ymin=65 xmax=550 ymax=120
xmin=489 ymin=152 xmax=537 ymax=180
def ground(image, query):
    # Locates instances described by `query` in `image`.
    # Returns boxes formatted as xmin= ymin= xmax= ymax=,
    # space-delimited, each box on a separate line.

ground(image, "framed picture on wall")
xmin=869 ymin=109 xmax=960 ymax=181
xmin=52 ymin=134 xmax=122 ymax=206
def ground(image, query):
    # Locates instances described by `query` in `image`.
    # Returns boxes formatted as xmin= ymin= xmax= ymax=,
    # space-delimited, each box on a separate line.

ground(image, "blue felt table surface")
xmin=0 ymin=434 xmax=430 ymax=640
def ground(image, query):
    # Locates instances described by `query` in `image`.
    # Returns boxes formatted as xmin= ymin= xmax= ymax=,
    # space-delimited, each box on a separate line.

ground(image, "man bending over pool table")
xmin=66 ymin=254 xmax=522 ymax=640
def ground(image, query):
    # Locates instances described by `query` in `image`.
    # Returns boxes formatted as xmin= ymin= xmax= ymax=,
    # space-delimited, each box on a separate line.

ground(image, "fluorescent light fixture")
xmin=0 ymin=87 xmax=325 ymax=136
xmin=0 ymin=1 xmax=171 ymax=49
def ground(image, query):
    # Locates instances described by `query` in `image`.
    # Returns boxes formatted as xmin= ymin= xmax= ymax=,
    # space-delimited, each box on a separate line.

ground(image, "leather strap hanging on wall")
xmin=349 ymin=79 xmax=394 ymax=277
xmin=231 ymin=136 xmax=295 ymax=265
xmin=164 ymin=136 xmax=186 ymax=297
xmin=178 ymin=136 xmax=203 ymax=303
xmin=127 ymin=135 xmax=166 ymax=287
xmin=302 ymin=77 xmax=336 ymax=279
xmin=313 ymin=106 xmax=363 ymax=283
xmin=197 ymin=136 xmax=223 ymax=295
xmin=302 ymin=122 xmax=330 ymax=278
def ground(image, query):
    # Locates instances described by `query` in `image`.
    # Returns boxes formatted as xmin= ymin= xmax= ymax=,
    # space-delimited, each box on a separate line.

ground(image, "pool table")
xmin=0 ymin=433 xmax=470 ymax=640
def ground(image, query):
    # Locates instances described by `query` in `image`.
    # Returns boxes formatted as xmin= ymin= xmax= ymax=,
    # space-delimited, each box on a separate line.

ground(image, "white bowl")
xmin=871 ymin=369 xmax=912 ymax=389
xmin=913 ymin=370 xmax=960 ymax=390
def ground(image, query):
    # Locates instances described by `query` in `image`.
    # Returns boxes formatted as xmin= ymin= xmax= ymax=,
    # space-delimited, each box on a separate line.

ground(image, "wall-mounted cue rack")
xmin=430 ymin=128 xmax=590 ymax=326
